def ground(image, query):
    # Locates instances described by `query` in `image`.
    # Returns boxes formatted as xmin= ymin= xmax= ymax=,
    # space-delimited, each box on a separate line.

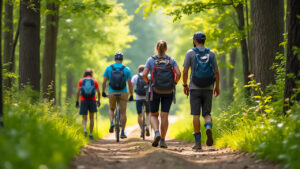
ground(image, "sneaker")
xmin=146 ymin=128 xmax=150 ymax=136
xmin=160 ymin=140 xmax=168 ymax=148
xmin=109 ymin=124 xmax=114 ymax=133
xmin=89 ymin=134 xmax=94 ymax=140
xmin=152 ymin=133 xmax=161 ymax=147
xmin=192 ymin=141 xmax=202 ymax=150
xmin=120 ymin=133 xmax=127 ymax=139
xmin=206 ymin=128 xmax=213 ymax=146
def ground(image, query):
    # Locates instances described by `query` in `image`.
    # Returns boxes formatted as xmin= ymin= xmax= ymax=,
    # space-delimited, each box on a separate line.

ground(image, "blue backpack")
xmin=81 ymin=78 xmax=96 ymax=99
xmin=192 ymin=47 xmax=215 ymax=87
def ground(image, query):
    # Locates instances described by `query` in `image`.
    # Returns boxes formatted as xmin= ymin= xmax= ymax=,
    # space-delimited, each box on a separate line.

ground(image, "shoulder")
xmin=132 ymin=74 xmax=138 ymax=79
xmin=186 ymin=49 xmax=196 ymax=57
xmin=124 ymin=66 xmax=131 ymax=72
xmin=208 ymin=49 xmax=216 ymax=57
xmin=93 ymin=78 xmax=98 ymax=83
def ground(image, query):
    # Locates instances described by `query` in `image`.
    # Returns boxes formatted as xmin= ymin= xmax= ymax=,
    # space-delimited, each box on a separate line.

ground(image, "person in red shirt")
xmin=76 ymin=68 xmax=101 ymax=139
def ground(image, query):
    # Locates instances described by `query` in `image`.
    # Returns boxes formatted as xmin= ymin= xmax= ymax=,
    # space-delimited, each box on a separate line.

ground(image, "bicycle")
xmin=104 ymin=93 xmax=122 ymax=143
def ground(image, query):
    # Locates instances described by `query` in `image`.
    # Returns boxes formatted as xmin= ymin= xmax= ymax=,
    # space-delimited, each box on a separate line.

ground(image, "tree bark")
xmin=66 ymin=70 xmax=75 ymax=100
xmin=0 ymin=0 xmax=4 ymax=127
xmin=228 ymin=48 xmax=237 ymax=101
xmin=58 ymin=71 xmax=62 ymax=106
xmin=3 ymin=0 xmax=13 ymax=88
xmin=235 ymin=4 xmax=250 ymax=95
xmin=250 ymin=0 xmax=284 ymax=91
xmin=42 ymin=0 xmax=59 ymax=101
xmin=283 ymin=0 xmax=300 ymax=114
xmin=19 ymin=0 xmax=41 ymax=91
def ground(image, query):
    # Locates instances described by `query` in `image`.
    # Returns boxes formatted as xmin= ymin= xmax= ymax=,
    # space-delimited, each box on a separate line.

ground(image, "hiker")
xmin=142 ymin=40 xmax=181 ymax=148
xmin=131 ymin=65 xmax=151 ymax=137
xmin=76 ymin=68 xmax=101 ymax=140
xmin=102 ymin=52 xmax=133 ymax=139
xmin=182 ymin=32 xmax=220 ymax=150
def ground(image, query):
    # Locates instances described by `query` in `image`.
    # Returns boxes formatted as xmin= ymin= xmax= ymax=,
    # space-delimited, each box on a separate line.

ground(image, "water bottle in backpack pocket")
xmin=192 ymin=47 xmax=215 ymax=87
xmin=81 ymin=78 xmax=96 ymax=99
xmin=151 ymin=55 xmax=175 ymax=94
xmin=135 ymin=74 xmax=147 ymax=96
xmin=109 ymin=65 xmax=126 ymax=90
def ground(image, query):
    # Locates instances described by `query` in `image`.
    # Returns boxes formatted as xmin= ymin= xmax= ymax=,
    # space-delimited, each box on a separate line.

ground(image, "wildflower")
xmin=256 ymin=83 xmax=261 ymax=86
xmin=285 ymin=98 xmax=290 ymax=102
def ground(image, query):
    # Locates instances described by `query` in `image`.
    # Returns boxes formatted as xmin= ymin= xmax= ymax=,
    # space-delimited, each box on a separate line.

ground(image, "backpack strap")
xmin=120 ymin=66 xmax=125 ymax=70
xmin=111 ymin=64 xmax=116 ymax=71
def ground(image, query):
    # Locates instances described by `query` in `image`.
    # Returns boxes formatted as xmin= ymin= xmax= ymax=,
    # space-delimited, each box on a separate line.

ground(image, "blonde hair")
xmin=138 ymin=65 xmax=145 ymax=73
xmin=156 ymin=40 xmax=167 ymax=58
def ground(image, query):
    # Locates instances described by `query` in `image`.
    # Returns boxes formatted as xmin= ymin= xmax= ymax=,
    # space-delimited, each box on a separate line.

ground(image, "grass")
xmin=0 ymin=87 xmax=138 ymax=169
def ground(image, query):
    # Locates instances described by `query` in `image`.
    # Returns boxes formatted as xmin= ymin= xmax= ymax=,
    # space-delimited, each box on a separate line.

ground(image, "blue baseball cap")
xmin=190 ymin=32 xmax=206 ymax=40
xmin=115 ymin=52 xmax=123 ymax=60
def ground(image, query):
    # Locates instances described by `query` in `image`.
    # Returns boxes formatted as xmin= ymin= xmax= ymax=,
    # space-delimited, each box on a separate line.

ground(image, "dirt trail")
xmin=70 ymin=118 xmax=282 ymax=169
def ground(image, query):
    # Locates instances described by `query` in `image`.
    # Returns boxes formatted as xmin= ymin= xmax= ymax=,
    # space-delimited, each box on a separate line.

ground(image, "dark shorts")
xmin=150 ymin=92 xmax=173 ymax=113
xmin=80 ymin=100 xmax=97 ymax=115
xmin=190 ymin=89 xmax=213 ymax=117
xmin=136 ymin=100 xmax=150 ymax=114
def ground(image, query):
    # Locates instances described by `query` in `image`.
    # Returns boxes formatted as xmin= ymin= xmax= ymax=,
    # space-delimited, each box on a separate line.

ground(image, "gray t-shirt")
xmin=145 ymin=54 xmax=178 ymax=73
xmin=145 ymin=54 xmax=178 ymax=94
xmin=183 ymin=46 xmax=218 ymax=90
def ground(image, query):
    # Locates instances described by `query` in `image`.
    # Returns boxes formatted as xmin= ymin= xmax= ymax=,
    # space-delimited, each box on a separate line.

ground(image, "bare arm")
xmin=96 ymin=88 xmax=101 ymax=101
xmin=102 ymin=76 xmax=108 ymax=93
xmin=142 ymin=68 xmax=150 ymax=83
xmin=183 ymin=67 xmax=189 ymax=85
xmin=128 ymin=79 xmax=133 ymax=95
xmin=214 ymin=67 xmax=220 ymax=97
xmin=76 ymin=87 xmax=80 ymax=102
xmin=174 ymin=66 xmax=181 ymax=83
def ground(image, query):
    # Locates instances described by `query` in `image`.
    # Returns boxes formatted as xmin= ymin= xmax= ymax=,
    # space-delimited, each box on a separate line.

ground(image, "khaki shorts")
xmin=109 ymin=92 xmax=128 ymax=110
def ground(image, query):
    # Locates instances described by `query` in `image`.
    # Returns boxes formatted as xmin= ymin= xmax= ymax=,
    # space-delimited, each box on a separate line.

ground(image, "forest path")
xmin=70 ymin=117 xmax=282 ymax=169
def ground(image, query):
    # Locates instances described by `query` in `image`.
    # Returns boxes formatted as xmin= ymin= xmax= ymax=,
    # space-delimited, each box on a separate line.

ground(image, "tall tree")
xmin=235 ymin=4 xmax=250 ymax=93
xmin=3 ymin=0 xmax=14 ymax=88
xmin=0 ymin=0 xmax=4 ymax=127
xmin=19 ymin=0 xmax=41 ymax=91
xmin=250 ymin=0 xmax=284 ymax=91
xmin=283 ymin=0 xmax=300 ymax=114
xmin=66 ymin=70 xmax=74 ymax=100
xmin=43 ymin=0 xmax=59 ymax=101
xmin=228 ymin=48 xmax=237 ymax=101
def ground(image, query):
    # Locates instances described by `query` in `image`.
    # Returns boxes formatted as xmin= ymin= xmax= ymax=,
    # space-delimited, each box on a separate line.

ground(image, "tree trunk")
xmin=42 ymin=0 xmax=59 ymax=101
xmin=19 ymin=0 xmax=41 ymax=91
xmin=250 ymin=0 xmax=284 ymax=91
xmin=66 ymin=70 xmax=75 ymax=100
xmin=235 ymin=4 xmax=250 ymax=95
xmin=228 ymin=48 xmax=237 ymax=101
xmin=0 ymin=0 xmax=4 ymax=127
xmin=283 ymin=0 xmax=300 ymax=114
xmin=3 ymin=0 xmax=13 ymax=88
xmin=219 ymin=23 xmax=228 ymax=91
xmin=58 ymin=71 xmax=62 ymax=106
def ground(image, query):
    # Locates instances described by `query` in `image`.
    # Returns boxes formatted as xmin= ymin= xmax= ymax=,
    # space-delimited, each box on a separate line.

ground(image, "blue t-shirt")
xmin=103 ymin=62 xmax=132 ymax=93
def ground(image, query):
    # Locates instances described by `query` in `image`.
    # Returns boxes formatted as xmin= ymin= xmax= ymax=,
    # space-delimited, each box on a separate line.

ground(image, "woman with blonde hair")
xmin=142 ymin=40 xmax=181 ymax=148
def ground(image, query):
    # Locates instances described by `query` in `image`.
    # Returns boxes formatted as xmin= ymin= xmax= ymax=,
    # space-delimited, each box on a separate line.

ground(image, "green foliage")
xmin=0 ymin=87 xmax=87 ymax=169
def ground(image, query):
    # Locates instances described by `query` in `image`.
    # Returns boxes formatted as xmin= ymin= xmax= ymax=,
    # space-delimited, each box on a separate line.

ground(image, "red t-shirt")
xmin=78 ymin=76 xmax=99 ymax=101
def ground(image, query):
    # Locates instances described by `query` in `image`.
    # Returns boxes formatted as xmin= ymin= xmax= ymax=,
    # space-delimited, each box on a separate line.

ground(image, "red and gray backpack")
xmin=151 ymin=55 xmax=175 ymax=93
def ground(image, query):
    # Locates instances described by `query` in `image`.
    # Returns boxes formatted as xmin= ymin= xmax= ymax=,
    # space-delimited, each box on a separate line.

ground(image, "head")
xmin=83 ymin=68 xmax=93 ymax=77
xmin=156 ymin=40 xmax=168 ymax=58
xmin=191 ymin=32 xmax=206 ymax=47
xmin=114 ymin=52 xmax=123 ymax=62
xmin=138 ymin=65 xmax=145 ymax=73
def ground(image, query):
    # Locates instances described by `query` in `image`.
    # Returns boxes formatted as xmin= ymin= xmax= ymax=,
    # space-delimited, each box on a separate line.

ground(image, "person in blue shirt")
xmin=102 ymin=52 xmax=133 ymax=138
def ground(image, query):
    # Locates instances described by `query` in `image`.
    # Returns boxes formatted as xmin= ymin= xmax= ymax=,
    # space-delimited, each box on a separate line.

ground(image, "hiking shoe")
xmin=120 ymin=133 xmax=127 ymax=139
xmin=192 ymin=141 xmax=202 ymax=150
xmin=89 ymin=134 xmax=94 ymax=140
xmin=152 ymin=133 xmax=161 ymax=147
xmin=146 ymin=128 xmax=150 ymax=136
xmin=109 ymin=125 xmax=114 ymax=133
xmin=160 ymin=140 xmax=168 ymax=148
xmin=206 ymin=128 xmax=213 ymax=146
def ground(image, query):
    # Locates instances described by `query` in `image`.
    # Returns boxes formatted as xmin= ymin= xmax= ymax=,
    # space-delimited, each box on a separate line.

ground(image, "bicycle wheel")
xmin=115 ymin=107 xmax=120 ymax=143
xmin=142 ymin=104 xmax=146 ymax=140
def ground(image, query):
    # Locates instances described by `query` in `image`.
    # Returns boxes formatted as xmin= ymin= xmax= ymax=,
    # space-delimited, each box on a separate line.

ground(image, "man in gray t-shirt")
xmin=182 ymin=32 xmax=220 ymax=150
